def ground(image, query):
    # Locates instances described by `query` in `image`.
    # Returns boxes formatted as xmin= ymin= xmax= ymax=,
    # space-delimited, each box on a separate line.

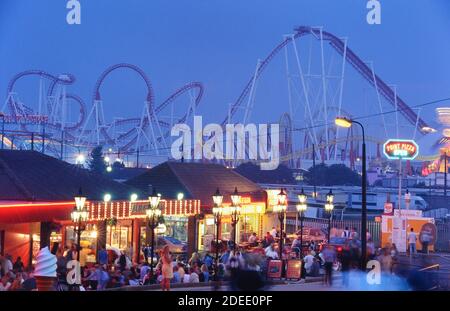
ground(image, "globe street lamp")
xmin=71 ymin=188 xmax=88 ymax=262
xmin=335 ymin=116 xmax=367 ymax=270
xmin=325 ymin=189 xmax=334 ymax=244
xmin=230 ymin=187 xmax=242 ymax=251
xmin=273 ymin=188 xmax=287 ymax=260
xmin=296 ymin=188 xmax=308 ymax=258
xmin=212 ymin=188 xmax=224 ymax=281
xmin=146 ymin=188 xmax=161 ymax=278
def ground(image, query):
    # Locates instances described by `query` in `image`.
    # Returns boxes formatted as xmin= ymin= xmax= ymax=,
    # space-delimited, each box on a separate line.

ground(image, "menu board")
xmin=286 ymin=259 xmax=302 ymax=280
xmin=267 ymin=260 xmax=282 ymax=279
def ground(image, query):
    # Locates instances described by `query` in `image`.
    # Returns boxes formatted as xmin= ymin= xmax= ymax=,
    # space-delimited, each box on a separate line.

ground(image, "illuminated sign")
xmin=383 ymin=139 xmax=419 ymax=160
xmin=4 ymin=114 xmax=49 ymax=125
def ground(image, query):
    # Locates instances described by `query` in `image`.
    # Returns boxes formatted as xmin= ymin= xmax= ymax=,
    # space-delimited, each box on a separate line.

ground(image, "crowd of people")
xmin=1 ymin=225 xmax=413 ymax=291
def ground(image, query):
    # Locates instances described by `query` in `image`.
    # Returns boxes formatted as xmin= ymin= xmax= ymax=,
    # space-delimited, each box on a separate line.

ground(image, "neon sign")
xmin=383 ymin=139 xmax=419 ymax=160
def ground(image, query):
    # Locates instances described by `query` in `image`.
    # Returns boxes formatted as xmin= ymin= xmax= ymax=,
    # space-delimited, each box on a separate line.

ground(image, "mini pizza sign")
xmin=383 ymin=139 xmax=419 ymax=160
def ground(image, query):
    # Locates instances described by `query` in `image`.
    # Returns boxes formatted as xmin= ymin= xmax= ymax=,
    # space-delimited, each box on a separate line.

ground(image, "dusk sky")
xmin=1 ymin=0 xmax=450 ymax=156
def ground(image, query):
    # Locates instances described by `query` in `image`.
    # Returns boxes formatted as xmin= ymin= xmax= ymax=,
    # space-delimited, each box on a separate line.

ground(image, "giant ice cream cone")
xmin=34 ymin=247 xmax=57 ymax=291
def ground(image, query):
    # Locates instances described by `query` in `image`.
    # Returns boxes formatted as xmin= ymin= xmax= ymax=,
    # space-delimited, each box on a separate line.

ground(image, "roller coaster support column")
xmin=1 ymin=113 xmax=5 ymax=150
xmin=42 ymin=125 xmax=45 ymax=153
xmin=445 ymin=152 xmax=448 ymax=197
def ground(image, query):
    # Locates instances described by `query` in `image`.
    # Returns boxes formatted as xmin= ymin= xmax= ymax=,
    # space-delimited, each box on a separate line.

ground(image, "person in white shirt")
xmin=0 ymin=275 xmax=11 ymax=291
xmin=248 ymin=232 xmax=257 ymax=245
xmin=303 ymin=251 xmax=315 ymax=274
xmin=264 ymin=244 xmax=279 ymax=260
xmin=188 ymin=268 xmax=199 ymax=283
xmin=270 ymin=227 xmax=277 ymax=238
xmin=341 ymin=227 xmax=350 ymax=239
xmin=408 ymin=228 xmax=417 ymax=257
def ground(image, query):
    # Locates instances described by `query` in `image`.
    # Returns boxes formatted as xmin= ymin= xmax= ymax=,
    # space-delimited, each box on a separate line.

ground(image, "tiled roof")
xmin=0 ymin=150 xmax=142 ymax=201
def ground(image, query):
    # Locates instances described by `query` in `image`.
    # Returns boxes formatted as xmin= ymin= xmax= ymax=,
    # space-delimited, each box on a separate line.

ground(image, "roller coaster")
xmin=1 ymin=26 xmax=437 ymax=168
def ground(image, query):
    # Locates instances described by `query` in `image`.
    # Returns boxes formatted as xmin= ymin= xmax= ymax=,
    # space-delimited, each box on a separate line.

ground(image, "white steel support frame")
xmin=290 ymin=34 xmax=320 ymax=155
xmin=283 ymin=36 xmax=295 ymax=124
xmin=135 ymin=101 xmax=168 ymax=156
xmin=77 ymin=99 xmax=104 ymax=147
xmin=334 ymin=37 xmax=348 ymax=161
xmin=389 ymin=84 xmax=399 ymax=138
xmin=412 ymin=108 xmax=421 ymax=141
xmin=242 ymin=59 xmax=261 ymax=126
xmin=369 ymin=62 xmax=388 ymax=139
xmin=319 ymin=28 xmax=330 ymax=161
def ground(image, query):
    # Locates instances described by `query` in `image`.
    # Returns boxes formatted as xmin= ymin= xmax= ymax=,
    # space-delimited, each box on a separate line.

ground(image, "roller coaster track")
xmin=118 ymin=82 xmax=204 ymax=152
xmin=6 ymin=70 xmax=76 ymax=117
xmin=223 ymin=26 xmax=429 ymax=132
xmin=90 ymin=63 xmax=154 ymax=145
xmin=6 ymin=70 xmax=87 ymax=134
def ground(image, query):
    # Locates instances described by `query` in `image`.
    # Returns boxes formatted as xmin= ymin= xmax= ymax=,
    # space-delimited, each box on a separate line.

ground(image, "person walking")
xmin=322 ymin=245 xmax=336 ymax=286
xmin=408 ymin=228 xmax=417 ymax=258
xmin=160 ymin=245 xmax=173 ymax=291
xmin=421 ymin=231 xmax=431 ymax=254
xmin=341 ymin=227 xmax=351 ymax=239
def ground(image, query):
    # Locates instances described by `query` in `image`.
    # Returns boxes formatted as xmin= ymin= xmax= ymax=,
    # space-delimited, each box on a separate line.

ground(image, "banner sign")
xmin=383 ymin=139 xmax=419 ymax=160
xmin=286 ymin=259 xmax=302 ymax=280
xmin=267 ymin=260 xmax=282 ymax=279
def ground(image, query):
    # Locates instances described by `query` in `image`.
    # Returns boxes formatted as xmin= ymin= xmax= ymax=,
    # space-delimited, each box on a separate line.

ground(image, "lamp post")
xmin=325 ymin=189 xmax=334 ymax=243
xmin=296 ymin=189 xmax=308 ymax=258
xmin=274 ymin=188 xmax=287 ymax=260
xmin=70 ymin=188 xmax=88 ymax=262
xmin=212 ymin=188 xmax=224 ymax=281
xmin=230 ymin=187 xmax=242 ymax=251
xmin=335 ymin=116 xmax=367 ymax=270
xmin=146 ymin=189 xmax=161 ymax=278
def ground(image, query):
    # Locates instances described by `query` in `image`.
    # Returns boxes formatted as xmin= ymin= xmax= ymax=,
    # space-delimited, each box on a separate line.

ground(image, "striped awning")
xmin=86 ymin=199 xmax=201 ymax=221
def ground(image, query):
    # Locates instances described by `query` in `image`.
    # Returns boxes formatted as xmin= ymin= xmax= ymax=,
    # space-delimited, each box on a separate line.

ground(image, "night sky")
xmin=1 ymin=0 xmax=450 ymax=155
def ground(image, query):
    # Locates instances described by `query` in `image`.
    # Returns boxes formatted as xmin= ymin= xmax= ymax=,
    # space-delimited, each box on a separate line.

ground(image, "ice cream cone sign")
xmin=34 ymin=247 xmax=57 ymax=291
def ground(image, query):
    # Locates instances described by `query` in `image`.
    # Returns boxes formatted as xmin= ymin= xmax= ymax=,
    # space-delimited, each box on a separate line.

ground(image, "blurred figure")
xmin=292 ymin=235 xmax=302 ymax=257
xmin=9 ymin=273 xmax=23 ymax=291
xmin=303 ymin=251 xmax=315 ymax=275
xmin=203 ymin=253 xmax=214 ymax=270
xmin=421 ymin=231 xmax=431 ymax=254
xmin=98 ymin=246 xmax=108 ymax=266
xmin=262 ymin=232 xmax=275 ymax=248
xmin=340 ymin=246 xmax=352 ymax=288
xmin=160 ymin=245 xmax=173 ymax=291
xmin=270 ymin=227 xmax=277 ymax=239
xmin=264 ymin=243 xmax=279 ymax=260
xmin=322 ymin=245 xmax=336 ymax=286
xmin=188 ymin=252 xmax=202 ymax=268
xmin=188 ymin=267 xmax=199 ymax=283
xmin=13 ymin=257 xmax=24 ymax=273
xmin=351 ymin=227 xmax=359 ymax=239
xmin=309 ymin=256 xmax=321 ymax=277
xmin=377 ymin=248 xmax=393 ymax=273
xmin=248 ymin=232 xmax=258 ymax=246
xmin=0 ymin=275 xmax=11 ymax=291
xmin=21 ymin=271 xmax=36 ymax=291
xmin=199 ymin=264 xmax=210 ymax=282
xmin=408 ymin=228 xmax=417 ymax=258
xmin=308 ymin=240 xmax=316 ymax=251
xmin=341 ymin=227 xmax=351 ymax=238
